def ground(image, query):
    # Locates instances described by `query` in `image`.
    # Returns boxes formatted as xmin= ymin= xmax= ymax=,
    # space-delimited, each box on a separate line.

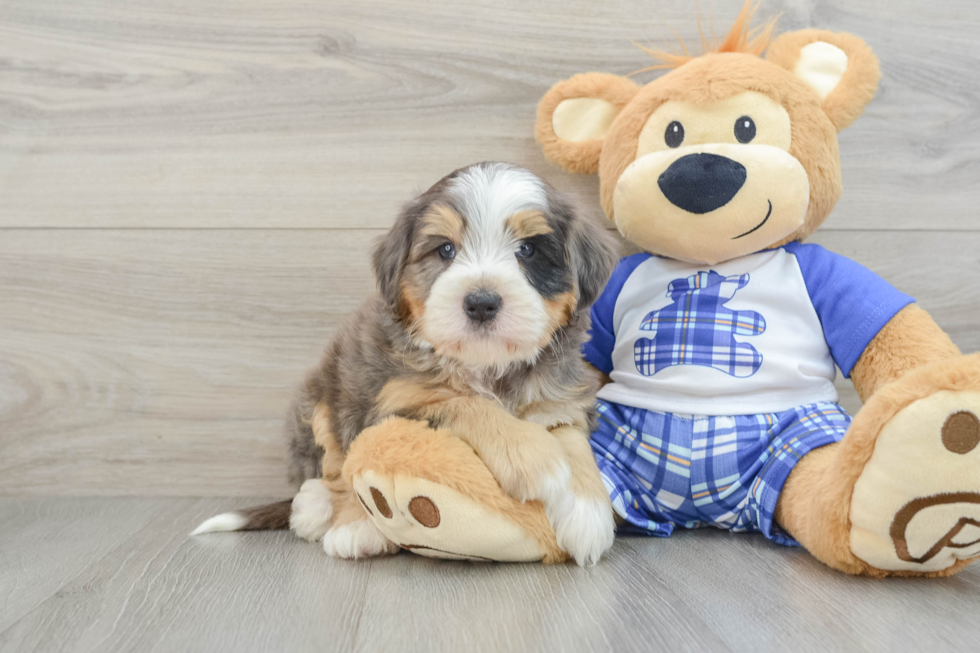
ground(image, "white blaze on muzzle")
xmin=418 ymin=163 xmax=556 ymax=367
xmin=421 ymin=255 xmax=551 ymax=367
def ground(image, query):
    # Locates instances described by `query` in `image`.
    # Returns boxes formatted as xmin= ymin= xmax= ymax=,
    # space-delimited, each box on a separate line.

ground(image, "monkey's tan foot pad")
xmin=850 ymin=356 xmax=980 ymax=573
xmin=351 ymin=472 xmax=550 ymax=561
xmin=344 ymin=417 xmax=565 ymax=563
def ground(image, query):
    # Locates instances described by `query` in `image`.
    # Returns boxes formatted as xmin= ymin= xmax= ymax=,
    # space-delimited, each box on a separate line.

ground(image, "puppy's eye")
xmin=437 ymin=242 xmax=456 ymax=260
xmin=734 ymin=116 xmax=756 ymax=143
xmin=516 ymin=242 xmax=535 ymax=259
xmin=665 ymin=121 xmax=684 ymax=148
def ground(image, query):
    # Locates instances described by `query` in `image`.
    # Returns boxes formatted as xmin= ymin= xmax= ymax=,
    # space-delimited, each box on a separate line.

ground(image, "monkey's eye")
xmin=665 ymin=121 xmax=685 ymax=148
xmin=517 ymin=242 xmax=535 ymax=259
xmin=734 ymin=116 xmax=756 ymax=143
xmin=437 ymin=242 xmax=456 ymax=260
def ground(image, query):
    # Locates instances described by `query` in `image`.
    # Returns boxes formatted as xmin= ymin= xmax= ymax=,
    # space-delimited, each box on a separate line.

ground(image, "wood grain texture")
xmin=0 ymin=498 xmax=171 ymax=633
xmin=1 ymin=0 xmax=980 ymax=230
xmin=0 ymin=498 xmax=977 ymax=653
xmin=4 ymin=3 xmax=980 ymax=649
xmin=1 ymin=229 xmax=979 ymax=495
xmin=1 ymin=0 xmax=980 ymax=497
xmin=0 ymin=229 xmax=379 ymax=497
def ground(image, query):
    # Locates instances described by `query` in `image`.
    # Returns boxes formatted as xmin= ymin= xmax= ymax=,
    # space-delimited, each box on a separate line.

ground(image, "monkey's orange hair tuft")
xmin=633 ymin=1 xmax=779 ymax=74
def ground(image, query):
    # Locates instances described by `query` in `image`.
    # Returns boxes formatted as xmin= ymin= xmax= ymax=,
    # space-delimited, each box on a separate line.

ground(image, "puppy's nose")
xmin=658 ymin=153 xmax=747 ymax=214
xmin=463 ymin=290 xmax=502 ymax=324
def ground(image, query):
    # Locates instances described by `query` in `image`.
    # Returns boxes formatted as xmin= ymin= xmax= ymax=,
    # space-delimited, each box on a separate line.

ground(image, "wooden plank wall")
xmin=2 ymin=0 xmax=978 ymax=496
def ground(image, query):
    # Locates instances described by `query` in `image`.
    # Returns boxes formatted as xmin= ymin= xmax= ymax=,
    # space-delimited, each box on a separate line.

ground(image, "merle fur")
xmin=284 ymin=162 xmax=617 ymax=484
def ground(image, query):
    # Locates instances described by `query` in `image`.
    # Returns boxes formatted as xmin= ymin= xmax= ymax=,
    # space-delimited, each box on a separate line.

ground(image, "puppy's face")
xmin=374 ymin=163 xmax=614 ymax=368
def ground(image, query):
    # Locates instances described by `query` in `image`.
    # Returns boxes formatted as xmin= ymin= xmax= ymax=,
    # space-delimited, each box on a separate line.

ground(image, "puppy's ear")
xmin=767 ymin=29 xmax=880 ymax=131
xmin=372 ymin=204 xmax=417 ymax=312
xmin=536 ymin=73 xmax=639 ymax=175
xmin=566 ymin=205 xmax=618 ymax=310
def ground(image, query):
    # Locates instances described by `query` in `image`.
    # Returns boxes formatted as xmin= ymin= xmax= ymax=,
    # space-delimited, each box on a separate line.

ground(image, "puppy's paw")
xmin=546 ymin=492 xmax=616 ymax=566
xmin=322 ymin=520 xmax=400 ymax=559
xmin=523 ymin=411 xmax=575 ymax=431
xmin=290 ymin=479 xmax=334 ymax=542
xmin=522 ymin=402 xmax=587 ymax=431
xmin=493 ymin=449 xmax=572 ymax=505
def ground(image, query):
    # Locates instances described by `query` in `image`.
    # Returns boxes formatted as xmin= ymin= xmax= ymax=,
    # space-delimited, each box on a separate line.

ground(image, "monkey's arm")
xmin=850 ymin=304 xmax=959 ymax=401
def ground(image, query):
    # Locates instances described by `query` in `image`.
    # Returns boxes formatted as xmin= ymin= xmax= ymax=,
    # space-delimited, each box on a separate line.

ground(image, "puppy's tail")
xmin=191 ymin=500 xmax=292 ymax=535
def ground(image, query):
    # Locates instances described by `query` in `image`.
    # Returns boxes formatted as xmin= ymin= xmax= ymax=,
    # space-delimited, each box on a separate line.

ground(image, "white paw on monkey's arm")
xmin=420 ymin=396 xmax=572 ymax=505
xmin=520 ymin=401 xmax=588 ymax=431
xmin=423 ymin=396 xmax=617 ymax=567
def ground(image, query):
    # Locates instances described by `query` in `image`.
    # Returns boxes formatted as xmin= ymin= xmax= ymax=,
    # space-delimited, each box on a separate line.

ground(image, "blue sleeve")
xmin=786 ymin=243 xmax=915 ymax=378
xmin=582 ymin=253 xmax=650 ymax=375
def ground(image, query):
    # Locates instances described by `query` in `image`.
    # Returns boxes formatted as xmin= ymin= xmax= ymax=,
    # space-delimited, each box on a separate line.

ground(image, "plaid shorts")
xmin=591 ymin=400 xmax=851 ymax=546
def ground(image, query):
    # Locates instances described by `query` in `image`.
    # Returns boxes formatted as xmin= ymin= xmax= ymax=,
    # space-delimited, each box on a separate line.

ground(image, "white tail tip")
xmin=191 ymin=512 xmax=247 ymax=535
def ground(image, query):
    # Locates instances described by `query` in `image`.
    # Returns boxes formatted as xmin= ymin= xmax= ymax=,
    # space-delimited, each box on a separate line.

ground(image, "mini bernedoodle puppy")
xmin=195 ymin=162 xmax=618 ymax=565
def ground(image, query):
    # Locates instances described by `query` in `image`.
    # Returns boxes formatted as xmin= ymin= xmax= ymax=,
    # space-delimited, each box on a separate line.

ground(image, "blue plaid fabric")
xmin=633 ymin=270 xmax=766 ymax=378
xmin=591 ymin=399 xmax=851 ymax=545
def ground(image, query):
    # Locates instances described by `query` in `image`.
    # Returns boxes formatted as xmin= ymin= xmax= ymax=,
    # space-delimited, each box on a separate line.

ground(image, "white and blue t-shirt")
xmin=583 ymin=244 xmax=914 ymax=416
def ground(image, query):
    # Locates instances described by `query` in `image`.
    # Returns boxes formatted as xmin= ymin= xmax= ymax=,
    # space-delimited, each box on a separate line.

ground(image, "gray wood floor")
xmin=1 ymin=498 xmax=978 ymax=653
xmin=3 ymin=0 xmax=980 ymax=651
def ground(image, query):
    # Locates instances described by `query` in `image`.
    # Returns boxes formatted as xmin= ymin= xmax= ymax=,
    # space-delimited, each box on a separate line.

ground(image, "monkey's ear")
xmin=536 ymin=73 xmax=639 ymax=175
xmin=767 ymin=29 xmax=880 ymax=131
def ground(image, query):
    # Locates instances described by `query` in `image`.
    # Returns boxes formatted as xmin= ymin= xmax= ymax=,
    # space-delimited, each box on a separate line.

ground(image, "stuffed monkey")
xmin=531 ymin=2 xmax=980 ymax=576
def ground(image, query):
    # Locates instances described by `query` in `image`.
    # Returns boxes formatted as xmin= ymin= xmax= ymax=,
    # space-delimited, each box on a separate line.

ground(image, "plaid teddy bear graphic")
xmin=634 ymin=270 xmax=766 ymax=377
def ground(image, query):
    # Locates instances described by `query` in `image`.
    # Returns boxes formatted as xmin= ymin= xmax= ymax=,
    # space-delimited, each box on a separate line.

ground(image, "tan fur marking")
xmin=551 ymin=425 xmax=609 ymax=501
xmin=311 ymin=401 xmax=375 ymax=529
xmin=344 ymin=417 xmax=566 ymax=563
xmin=398 ymin=279 xmax=427 ymax=326
xmin=312 ymin=402 xmax=346 ymax=499
xmin=541 ymin=290 xmax=577 ymax=337
xmin=415 ymin=396 xmax=570 ymax=509
xmin=311 ymin=402 xmax=334 ymax=451
xmin=375 ymin=378 xmax=462 ymax=419
xmin=398 ymin=206 xmax=463 ymax=325
xmin=418 ymin=204 xmax=465 ymax=245
xmin=507 ymin=210 xmax=552 ymax=239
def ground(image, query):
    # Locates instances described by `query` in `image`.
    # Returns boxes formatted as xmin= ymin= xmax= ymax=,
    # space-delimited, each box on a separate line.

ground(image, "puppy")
xmin=194 ymin=162 xmax=618 ymax=565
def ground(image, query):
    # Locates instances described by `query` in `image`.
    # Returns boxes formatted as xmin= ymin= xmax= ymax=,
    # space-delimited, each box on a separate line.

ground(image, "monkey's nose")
xmin=658 ymin=153 xmax=747 ymax=214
